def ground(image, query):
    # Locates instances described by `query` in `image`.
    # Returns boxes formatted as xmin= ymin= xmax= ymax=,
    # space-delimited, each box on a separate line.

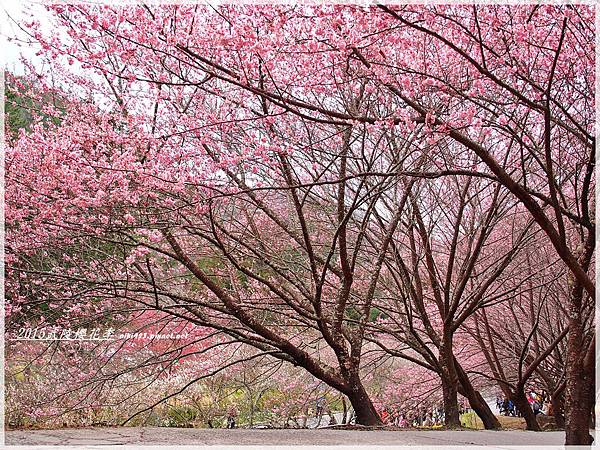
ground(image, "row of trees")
xmin=5 ymin=4 xmax=595 ymax=445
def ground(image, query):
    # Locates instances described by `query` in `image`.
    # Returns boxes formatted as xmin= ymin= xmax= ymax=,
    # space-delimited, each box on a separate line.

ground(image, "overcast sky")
xmin=1 ymin=0 xmax=49 ymax=74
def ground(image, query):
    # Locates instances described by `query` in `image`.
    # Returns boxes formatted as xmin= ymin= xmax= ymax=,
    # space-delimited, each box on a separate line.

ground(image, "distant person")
xmin=391 ymin=408 xmax=400 ymax=426
xmin=226 ymin=407 xmax=237 ymax=429
xmin=314 ymin=396 xmax=326 ymax=427
xmin=507 ymin=399 xmax=515 ymax=417
xmin=423 ymin=414 xmax=432 ymax=427
xmin=381 ymin=408 xmax=389 ymax=424
xmin=315 ymin=396 xmax=326 ymax=418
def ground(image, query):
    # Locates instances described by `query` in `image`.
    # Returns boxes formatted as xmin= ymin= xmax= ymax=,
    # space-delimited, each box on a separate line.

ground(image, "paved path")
xmin=4 ymin=427 xmax=581 ymax=448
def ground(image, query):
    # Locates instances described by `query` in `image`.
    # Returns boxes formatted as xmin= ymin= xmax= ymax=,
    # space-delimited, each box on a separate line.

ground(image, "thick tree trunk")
xmin=441 ymin=376 xmax=461 ymax=428
xmin=466 ymin=390 xmax=501 ymax=430
xmin=345 ymin=381 xmax=382 ymax=426
xmin=587 ymin=340 xmax=595 ymax=430
xmin=564 ymin=319 xmax=594 ymax=445
xmin=459 ymin=385 xmax=501 ymax=429
xmin=439 ymin=336 xmax=461 ymax=428
xmin=511 ymin=390 xmax=540 ymax=431
xmin=455 ymin=360 xmax=502 ymax=430
xmin=564 ymin=231 xmax=594 ymax=446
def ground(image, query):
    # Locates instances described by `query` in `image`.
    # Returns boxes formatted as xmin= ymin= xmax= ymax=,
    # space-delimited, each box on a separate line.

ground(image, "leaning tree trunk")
xmin=512 ymin=390 xmax=540 ymax=431
xmin=344 ymin=377 xmax=382 ymax=426
xmin=439 ymin=335 xmax=461 ymax=428
xmin=464 ymin=389 xmax=501 ymax=430
xmin=455 ymin=360 xmax=502 ymax=430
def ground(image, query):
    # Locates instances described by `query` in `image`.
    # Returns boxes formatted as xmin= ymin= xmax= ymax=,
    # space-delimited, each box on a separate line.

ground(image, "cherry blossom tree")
xmin=366 ymin=170 xmax=538 ymax=428
xmin=465 ymin=243 xmax=574 ymax=431
xmin=6 ymin=4 xmax=595 ymax=442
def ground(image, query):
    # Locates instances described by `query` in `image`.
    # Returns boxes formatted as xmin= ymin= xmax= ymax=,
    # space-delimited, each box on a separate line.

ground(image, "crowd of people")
xmin=219 ymin=393 xmax=555 ymax=429
xmin=379 ymin=399 xmax=471 ymax=428
xmin=495 ymin=392 xmax=549 ymax=417
xmin=222 ymin=392 xmax=553 ymax=429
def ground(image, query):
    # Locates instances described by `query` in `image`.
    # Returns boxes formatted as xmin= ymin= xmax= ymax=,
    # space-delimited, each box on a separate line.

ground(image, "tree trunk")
xmin=511 ymin=390 xmax=540 ymax=431
xmin=440 ymin=336 xmax=461 ymax=428
xmin=441 ymin=375 xmax=461 ymax=428
xmin=345 ymin=381 xmax=382 ymax=426
xmin=551 ymin=387 xmax=565 ymax=429
xmin=459 ymin=386 xmax=501 ymax=430
xmin=564 ymin=319 xmax=594 ymax=445
xmin=455 ymin=359 xmax=502 ymax=430
xmin=563 ymin=229 xmax=595 ymax=446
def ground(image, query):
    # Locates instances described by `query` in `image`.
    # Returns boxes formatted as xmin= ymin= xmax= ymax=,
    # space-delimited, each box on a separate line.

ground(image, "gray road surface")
xmin=4 ymin=426 xmax=583 ymax=448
